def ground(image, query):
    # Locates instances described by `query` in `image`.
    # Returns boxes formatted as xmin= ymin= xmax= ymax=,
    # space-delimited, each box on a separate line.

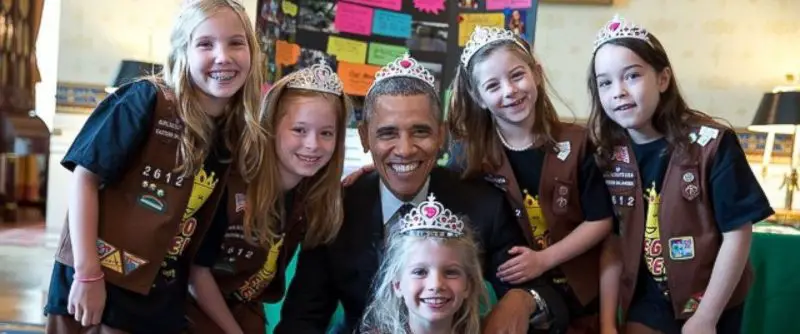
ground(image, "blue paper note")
xmin=372 ymin=10 xmax=412 ymax=39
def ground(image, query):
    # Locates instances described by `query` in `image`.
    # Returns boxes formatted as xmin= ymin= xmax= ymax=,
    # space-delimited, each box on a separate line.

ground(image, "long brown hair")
xmin=447 ymin=38 xmax=560 ymax=179
xmin=245 ymin=74 xmax=352 ymax=249
xmin=149 ymin=0 xmax=266 ymax=182
xmin=587 ymin=34 xmax=715 ymax=169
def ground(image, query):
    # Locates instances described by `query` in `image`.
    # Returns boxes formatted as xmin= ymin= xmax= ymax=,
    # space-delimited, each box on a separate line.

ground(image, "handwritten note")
xmin=486 ymin=0 xmax=532 ymax=10
xmin=372 ymin=10 xmax=412 ymax=39
xmin=458 ymin=13 xmax=505 ymax=46
xmin=282 ymin=1 xmax=298 ymax=16
xmin=414 ymin=0 xmax=446 ymax=14
xmin=327 ymin=36 xmax=368 ymax=64
xmin=368 ymin=43 xmax=408 ymax=66
xmin=337 ymin=62 xmax=381 ymax=96
xmin=275 ymin=40 xmax=301 ymax=66
xmin=342 ymin=0 xmax=402 ymax=11
xmin=334 ymin=2 xmax=374 ymax=36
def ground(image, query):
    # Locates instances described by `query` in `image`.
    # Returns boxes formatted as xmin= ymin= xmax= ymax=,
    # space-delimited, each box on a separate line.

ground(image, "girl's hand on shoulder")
xmin=496 ymin=246 xmax=548 ymax=284
xmin=341 ymin=164 xmax=375 ymax=187
xmin=67 ymin=273 xmax=107 ymax=327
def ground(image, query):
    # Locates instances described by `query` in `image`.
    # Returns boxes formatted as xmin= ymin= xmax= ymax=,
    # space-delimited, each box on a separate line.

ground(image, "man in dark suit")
xmin=276 ymin=55 xmax=540 ymax=334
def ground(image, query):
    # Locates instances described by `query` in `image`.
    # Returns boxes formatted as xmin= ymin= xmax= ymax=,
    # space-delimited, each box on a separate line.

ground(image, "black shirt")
xmin=45 ymin=81 xmax=228 ymax=334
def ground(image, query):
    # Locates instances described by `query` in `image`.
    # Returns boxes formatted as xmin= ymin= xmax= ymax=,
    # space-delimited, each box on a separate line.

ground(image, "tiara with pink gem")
xmin=399 ymin=194 xmax=465 ymax=238
xmin=287 ymin=60 xmax=343 ymax=96
xmin=461 ymin=26 xmax=527 ymax=66
xmin=593 ymin=14 xmax=651 ymax=54
xmin=367 ymin=53 xmax=436 ymax=94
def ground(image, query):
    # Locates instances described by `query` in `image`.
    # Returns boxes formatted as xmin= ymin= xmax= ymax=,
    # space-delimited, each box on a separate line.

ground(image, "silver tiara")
xmin=461 ymin=26 xmax=527 ymax=66
xmin=367 ymin=53 xmax=436 ymax=95
xmin=286 ymin=60 xmax=343 ymax=96
xmin=399 ymin=193 xmax=464 ymax=238
xmin=593 ymin=14 xmax=651 ymax=54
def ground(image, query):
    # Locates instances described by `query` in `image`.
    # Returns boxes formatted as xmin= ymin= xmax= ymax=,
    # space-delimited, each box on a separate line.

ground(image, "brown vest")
xmin=209 ymin=177 xmax=306 ymax=304
xmin=485 ymin=122 xmax=600 ymax=306
xmin=606 ymin=124 xmax=753 ymax=320
xmin=54 ymin=86 xmax=233 ymax=295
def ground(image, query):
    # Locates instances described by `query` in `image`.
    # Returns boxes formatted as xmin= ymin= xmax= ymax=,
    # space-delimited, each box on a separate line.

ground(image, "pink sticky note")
xmin=335 ymin=2 xmax=374 ymax=36
xmin=486 ymin=0 xmax=531 ymax=10
xmin=414 ymin=0 xmax=446 ymax=14
xmin=344 ymin=0 xmax=402 ymax=11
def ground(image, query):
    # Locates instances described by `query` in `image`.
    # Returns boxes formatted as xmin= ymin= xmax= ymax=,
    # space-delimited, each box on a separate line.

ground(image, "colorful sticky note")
xmin=368 ymin=43 xmax=408 ymax=66
xmin=282 ymin=1 xmax=298 ymax=16
xmin=327 ymin=36 xmax=368 ymax=64
xmin=343 ymin=0 xmax=402 ymax=11
xmin=486 ymin=0 xmax=531 ymax=10
xmin=337 ymin=62 xmax=381 ymax=96
xmin=335 ymin=2 xmax=374 ymax=36
xmin=372 ymin=10 xmax=412 ymax=39
xmin=458 ymin=13 xmax=505 ymax=46
xmin=275 ymin=40 xmax=301 ymax=66
xmin=414 ymin=0 xmax=446 ymax=14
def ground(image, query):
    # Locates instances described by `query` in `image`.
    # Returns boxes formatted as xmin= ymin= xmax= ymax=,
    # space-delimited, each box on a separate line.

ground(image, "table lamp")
xmin=748 ymin=88 xmax=800 ymax=210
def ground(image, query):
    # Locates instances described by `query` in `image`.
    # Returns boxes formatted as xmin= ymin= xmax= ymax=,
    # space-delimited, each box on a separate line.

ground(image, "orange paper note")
xmin=275 ymin=40 xmax=301 ymax=66
xmin=337 ymin=62 xmax=380 ymax=96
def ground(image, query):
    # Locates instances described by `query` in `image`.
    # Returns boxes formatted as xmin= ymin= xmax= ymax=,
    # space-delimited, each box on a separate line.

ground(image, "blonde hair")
xmin=360 ymin=226 xmax=487 ymax=334
xmin=244 ymin=72 xmax=352 ymax=248
xmin=149 ymin=0 xmax=266 ymax=181
xmin=447 ymin=37 xmax=560 ymax=179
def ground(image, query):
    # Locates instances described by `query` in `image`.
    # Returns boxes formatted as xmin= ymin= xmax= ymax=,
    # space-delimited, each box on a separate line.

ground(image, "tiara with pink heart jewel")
xmin=593 ymin=14 xmax=652 ymax=54
xmin=398 ymin=193 xmax=465 ymax=238
xmin=367 ymin=53 xmax=436 ymax=95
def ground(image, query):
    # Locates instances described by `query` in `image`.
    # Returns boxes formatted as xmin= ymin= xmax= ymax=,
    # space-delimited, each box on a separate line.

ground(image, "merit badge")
xmin=558 ymin=185 xmax=569 ymax=196
xmin=556 ymin=141 xmax=571 ymax=161
xmin=235 ymin=193 xmax=246 ymax=213
xmin=122 ymin=251 xmax=149 ymax=275
xmin=682 ymin=292 xmax=705 ymax=314
xmin=668 ymin=236 xmax=695 ymax=260
xmin=682 ymin=171 xmax=695 ymax=183
xmin=100 ymin=250 xmax=124 ymax=273
xmin=699 ymin=126 xmax=719 ymax=139
xmin=613 ymin=146 xmax=630 ymax=163
xmin=96 ymin=239 xmax=117 ymax=259
xmin=555 ymin=197 xmax=568 ymax=208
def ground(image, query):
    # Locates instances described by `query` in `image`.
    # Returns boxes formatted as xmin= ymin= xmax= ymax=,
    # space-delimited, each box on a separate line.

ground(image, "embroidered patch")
xmin=613 ymin=146 xmax=630 ymax=163
xmin=100 ymin=250 xmax=123 ymax=273
xmin=682 ymin=292 xmax=704 ymax=314
xmin=556 ymin=141 xmax=571 ymax=161
xmin=669 ymin=236 xmax=695 ymax=260
xmin=235 ymin=193 xmax=246 ymax=213
xmin=682 ymin=172 xmax=695 ymax=183
xmin=604 ymin=166 xmax=636 ymax=192
xmin=122 ymin=251 xmax=149 ymax=275
xmin=138 ymin=194 xmax=166 ymax=213
xmin=96 ymin=239 xmax=117 ymax=259
xmin=555 ymin=197 xmax=567 ymax=208
xmin=612 ymin=195 xmax=635 ymax=207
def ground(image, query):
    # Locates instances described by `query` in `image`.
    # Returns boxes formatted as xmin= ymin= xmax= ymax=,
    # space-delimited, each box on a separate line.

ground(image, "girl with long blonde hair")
xmin=45 ymin=0 xmax=267 ymax=332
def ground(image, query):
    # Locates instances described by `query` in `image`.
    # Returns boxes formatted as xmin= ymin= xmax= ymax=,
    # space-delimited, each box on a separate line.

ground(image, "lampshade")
xmin=748 ymin=90 xmax=800 ymax=134
xmin=106 ymin=60 xmax=163 ymax=93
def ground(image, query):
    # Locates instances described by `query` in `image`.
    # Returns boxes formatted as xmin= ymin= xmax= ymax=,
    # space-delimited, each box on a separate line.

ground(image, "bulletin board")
xmin=255 ymin=0 xmax=540 ymax=111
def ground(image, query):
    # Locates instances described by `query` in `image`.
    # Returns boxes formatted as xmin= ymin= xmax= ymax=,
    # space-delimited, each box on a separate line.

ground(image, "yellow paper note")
xmin=282 ymin=1 xmax=298 ymax=16
xmin=458 ymin=13 xmax=506 ymax=46
xmin=327 ymin=36 xmax=368 ymax=64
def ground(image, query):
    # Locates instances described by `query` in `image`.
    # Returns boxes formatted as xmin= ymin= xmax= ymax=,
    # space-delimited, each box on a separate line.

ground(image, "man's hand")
xmin=483 ymin=289 xmax=533 ymax=334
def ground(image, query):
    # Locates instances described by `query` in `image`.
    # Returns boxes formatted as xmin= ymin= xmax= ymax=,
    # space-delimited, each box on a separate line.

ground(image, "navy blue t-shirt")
xmin=45 ymin=81 xmax=229 ymax=334
xmin=626 ymin=131 xmax=774 ymax=333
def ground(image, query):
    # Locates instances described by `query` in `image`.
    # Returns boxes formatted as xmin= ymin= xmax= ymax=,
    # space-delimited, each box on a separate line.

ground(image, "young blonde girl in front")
xmin=44 ymin=0 xmax=266 ymax=333
xmin=360 ymin=194 xmax=487 ymax=334
xmin=589 ymin=14 xmax=773 ymax=334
